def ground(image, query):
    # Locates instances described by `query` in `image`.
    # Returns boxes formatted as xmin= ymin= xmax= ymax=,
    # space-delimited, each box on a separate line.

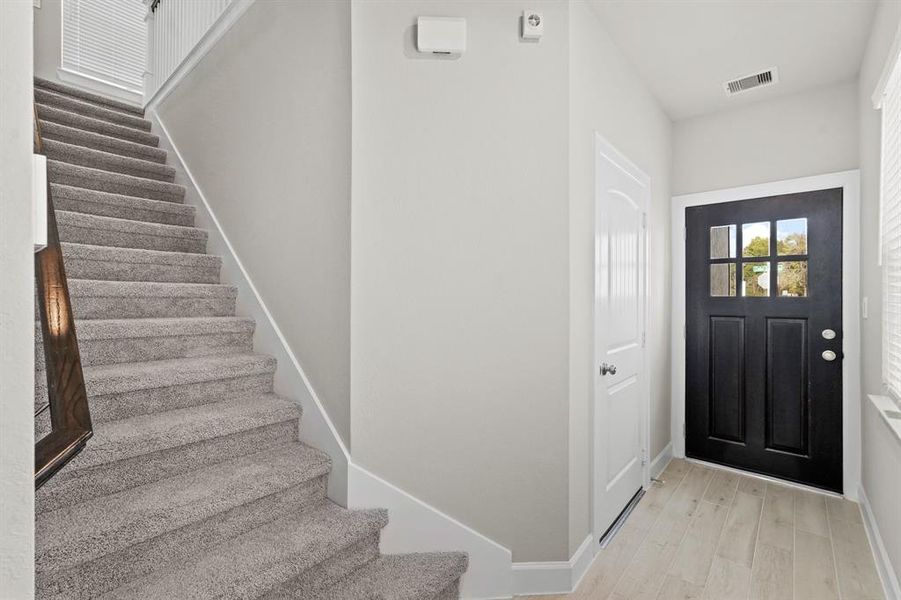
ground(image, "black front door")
xmin=685 ymin=188 xmax=843 ymax=492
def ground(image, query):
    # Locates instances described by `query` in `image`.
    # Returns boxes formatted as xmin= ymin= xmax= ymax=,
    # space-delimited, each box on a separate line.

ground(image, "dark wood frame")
xmin=33 ymin=107 xmax=93 ymax=489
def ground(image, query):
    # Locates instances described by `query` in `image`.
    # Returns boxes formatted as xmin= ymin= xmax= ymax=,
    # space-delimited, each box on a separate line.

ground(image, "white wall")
xmin=352 ymin=0 xmax=571 ymax=562
xmin=673 ymin=81 xmax=859 ymax=195
xmin=33 ymin=0 xmax=60 ymax=83
xmin=0 ymin=1 xmax=35 ymax=597
xmin=567 ymin=0 xmax=673 ymax=555
xmin=155 ymin=0 xmax=353 ymax=446
xmin=858 ymin=0 xmax=901 ymax=586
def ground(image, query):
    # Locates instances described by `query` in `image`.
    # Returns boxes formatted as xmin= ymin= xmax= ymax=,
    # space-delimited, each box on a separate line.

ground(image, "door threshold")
xmin=598 ymin=488 xmax=645 ymax=549
xmin=684 ymin=457 xmax=844 ymax=499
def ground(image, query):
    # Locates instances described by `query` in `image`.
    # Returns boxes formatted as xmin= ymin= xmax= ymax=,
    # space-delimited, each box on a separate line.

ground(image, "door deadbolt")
xmin=600 ymin=363 xmax=617 ymax=376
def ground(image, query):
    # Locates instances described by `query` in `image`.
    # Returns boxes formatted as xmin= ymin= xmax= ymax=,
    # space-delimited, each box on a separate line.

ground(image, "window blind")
xmin=61 ymin=0 xmax=146 ymax=93
xmin=881 ymin=51 xmax=901 ymax=399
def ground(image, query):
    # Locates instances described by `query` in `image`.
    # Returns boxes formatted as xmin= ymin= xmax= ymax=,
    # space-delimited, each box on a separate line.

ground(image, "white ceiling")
xmin=589 ymin=0 xmax=877 ymax=121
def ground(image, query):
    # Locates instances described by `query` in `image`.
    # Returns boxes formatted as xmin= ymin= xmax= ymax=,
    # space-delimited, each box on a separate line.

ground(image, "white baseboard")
xmin=56 ymin=68 xmax=142 ymax=106
xmin=143 ymin=0 xmax=256 ymax=110
xmin=149 ymin=111 xmax=351 ymax=504
xmin=349 ymin=462 xmax=512 ymax=599
xmin=650 ymin=442 xmax=673 ymax=480
xmin=859 ymin=484 xmax=901 ymax=600
xmin=512 ymin=534 xmax=595 ymax=596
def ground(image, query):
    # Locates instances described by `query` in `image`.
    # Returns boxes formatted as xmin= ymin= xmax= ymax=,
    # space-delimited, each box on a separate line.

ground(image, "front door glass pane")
xmin=742 ymin=222 xmax=770 ymax=257
xmin=777 ymin=218 xmax=808 ymax=255
xmin=742 ymin=262 xmax=770 ymax=297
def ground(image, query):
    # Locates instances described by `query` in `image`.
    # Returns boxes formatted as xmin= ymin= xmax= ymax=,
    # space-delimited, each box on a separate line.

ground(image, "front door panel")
xmin=685 ymin=189 xmax=842 ymax=492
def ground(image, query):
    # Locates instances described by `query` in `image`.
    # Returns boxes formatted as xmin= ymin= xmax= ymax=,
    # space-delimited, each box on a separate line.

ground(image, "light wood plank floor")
xmin=527 ymin=459 xmax=884 ymax=600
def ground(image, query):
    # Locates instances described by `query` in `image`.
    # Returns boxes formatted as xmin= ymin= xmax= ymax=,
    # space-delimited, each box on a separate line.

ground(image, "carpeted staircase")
xmin=33 ymin=77 xmax=467 ymax=600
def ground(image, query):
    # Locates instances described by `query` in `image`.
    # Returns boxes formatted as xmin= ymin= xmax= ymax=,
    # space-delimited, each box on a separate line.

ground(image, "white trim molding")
xmin=859 ymin=484 xmax=901 ymax=599
xmin=349 ymin=463 xmax=513 ymax=600
xmin=670 ymin=170 xmax=861 ymax=499
xmin=512 ymin=535 xmax=595 ymax=597
xmin=650 ymin=442 xmax=673 ymax=480
xmin=873 ymin=21 xmax=901 ymax=109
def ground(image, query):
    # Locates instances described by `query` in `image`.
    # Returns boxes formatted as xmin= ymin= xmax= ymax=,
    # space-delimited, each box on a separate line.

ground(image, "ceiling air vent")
xmin=724 ymin=68 xmax=779 ymax=96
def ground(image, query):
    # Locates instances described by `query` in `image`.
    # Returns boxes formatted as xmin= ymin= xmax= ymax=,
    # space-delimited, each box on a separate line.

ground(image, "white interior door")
xmin=593 ymin=134 xmax=649 ymax=540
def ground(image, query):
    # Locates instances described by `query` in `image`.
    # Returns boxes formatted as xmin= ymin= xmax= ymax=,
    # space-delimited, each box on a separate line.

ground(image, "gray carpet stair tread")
xmin=51 ymin=184 xmax=195 ymax=226
xmin=37 ymin=442 xmax=330 ymax=572
xmin=63 ymin=392 xmax=300 ymax=471
xmin=35 ymin=317 xmax=255 ymax=343
xmin=68 ymin=278 xmax=237 ymax=300
xmin=35 ymin=316 xmax=254 ymax=368
xmin=48 ymin=160 xmax=185 ymax=203
xmin=64 ymin=279 xmax=238 ymax=319
xmin=37 ymin=104 xmax=159 ymax=146
xmin=35 ymin=87 xmax=152 ymax=131
xmin=62 ymin=243 xmax=219 ymax=270
xmin=56 ymin=210 xmax=207 ymax=253
xmin=35 ymin=77 xmax=144 ymax=116
xmin=64 ymin=316 xmax=254 ymax=341
xmin=100 ymin=502 xmax=389 ymax=600
xmin=314 ymin=553 xmax=469 ymax=600
xmin=41 ymin=120 xmax=167 ymax=163
xmin=44 ymin=138 xmax=175 ymax=182
xmin=36 ymin=353 xmax=276 ymax=404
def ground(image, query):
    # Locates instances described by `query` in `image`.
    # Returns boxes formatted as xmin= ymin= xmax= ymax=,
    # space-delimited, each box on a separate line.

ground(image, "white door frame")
xmin=670 ymin=170 xmax=861 ymax=499
xmin=592 ymin=133 xmax=651 ymax=542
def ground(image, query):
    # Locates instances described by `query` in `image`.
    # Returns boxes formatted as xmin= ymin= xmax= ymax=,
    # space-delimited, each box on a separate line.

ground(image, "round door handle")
xmin=600 ymin=363 xmax=617 ymax=376
xmin=822 ymin=350 xmax=837 ymax=362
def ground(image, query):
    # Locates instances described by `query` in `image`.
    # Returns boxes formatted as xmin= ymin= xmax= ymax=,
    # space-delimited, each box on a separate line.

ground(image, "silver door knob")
xmin=600 ymin=363 xmax=617 ymax=376
xmin=822 ymin=350 xmax=837 ymax=362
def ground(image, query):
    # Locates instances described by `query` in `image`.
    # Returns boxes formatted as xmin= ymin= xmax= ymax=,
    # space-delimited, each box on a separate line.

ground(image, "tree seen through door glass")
xmin=742 ymin=262 xmax=770 ymax=297
xmin=777 ymin=218 xmax=807 ymax=255
xmin=778 ymin=261 xmax=808 ymax=297
xmin=742 ymin=222 xmax=770 ymax=257
xmin=710 ymin=225 xmax=736 ymax=259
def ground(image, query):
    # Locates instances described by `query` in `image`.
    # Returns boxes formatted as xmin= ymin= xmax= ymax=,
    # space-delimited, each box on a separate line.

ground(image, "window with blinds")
xmin=880 ymin=47 xmax=901 ymax=400
xmin=61 ymin=0 xmax=146 ymax=93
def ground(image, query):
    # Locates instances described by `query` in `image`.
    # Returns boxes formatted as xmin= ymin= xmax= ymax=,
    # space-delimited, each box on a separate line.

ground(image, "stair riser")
xmin=44 ymin=140 xmax=175 ymax=182
xmin=436 ymin=581 xmax=462 ymax=600
xmin=263 ymin=535 xmax=381 ymax=600
xmin=52 ymin=185 xmax=194 ymax=227
xmin=36 ymin=420 xmax=298 ymax=513
xmin=64 ymin=254 xmax=220 ymax=284
xmin=58 ymin=222 xmax=207 ymax=254
xmin=66 ymin=293 xmax=236 ymax=319
xmin=37 ymin=331 xmax=253 ymax=370
xmin=38 ymin=105 xmax=159 ymax=146
xmin=41 ymin=121 xmax=167 ymax=164
xmin=37 ymin=474 xmax=328 ymax=600
xmin=36 ymin=88 xmax=152 ymax=132
xmin=49 ymin=162 xmax=185 ymax=203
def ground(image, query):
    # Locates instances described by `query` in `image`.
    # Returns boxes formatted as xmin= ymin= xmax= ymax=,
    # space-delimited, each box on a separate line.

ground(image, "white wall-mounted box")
xmin=416 ymin=16 xmax=466 ymax=55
